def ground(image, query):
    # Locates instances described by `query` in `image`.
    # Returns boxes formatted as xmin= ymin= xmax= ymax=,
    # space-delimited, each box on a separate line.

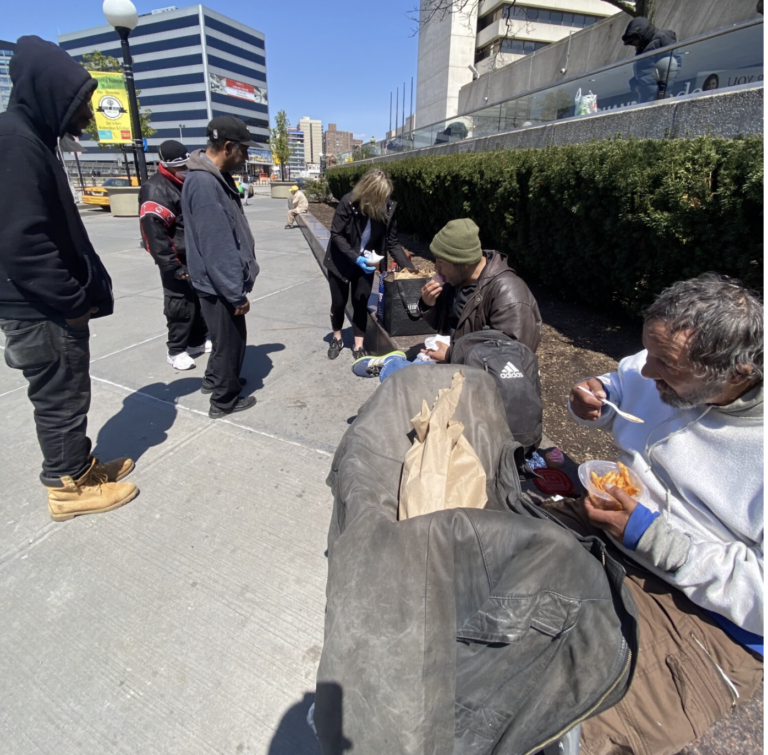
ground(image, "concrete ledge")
xmin=340 ymin=86 xmax=763 ymax=169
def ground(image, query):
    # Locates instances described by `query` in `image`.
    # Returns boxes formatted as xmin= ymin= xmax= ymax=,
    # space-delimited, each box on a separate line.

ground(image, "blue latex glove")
xmin=355 ymin=256 xmax=376 ymax=274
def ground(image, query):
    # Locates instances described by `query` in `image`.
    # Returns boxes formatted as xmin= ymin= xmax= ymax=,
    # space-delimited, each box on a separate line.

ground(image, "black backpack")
xmin=450 ymin=329 xmax=542 ymax=454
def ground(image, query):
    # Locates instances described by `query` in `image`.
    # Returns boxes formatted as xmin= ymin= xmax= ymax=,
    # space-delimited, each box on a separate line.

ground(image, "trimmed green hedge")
xmin=327 ymin=137 xmax=763 ymax=316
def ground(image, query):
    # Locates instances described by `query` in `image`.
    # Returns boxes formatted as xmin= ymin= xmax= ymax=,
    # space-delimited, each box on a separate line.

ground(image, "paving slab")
xmin=0 ymin=198 xmax=377 ymax=754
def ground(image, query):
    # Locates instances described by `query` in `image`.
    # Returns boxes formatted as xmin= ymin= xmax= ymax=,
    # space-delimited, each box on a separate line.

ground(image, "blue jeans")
xmin=379 ymin=356 xmax=434 ymax=382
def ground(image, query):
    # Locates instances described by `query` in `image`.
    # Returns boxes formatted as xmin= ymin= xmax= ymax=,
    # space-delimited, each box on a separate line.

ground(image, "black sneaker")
xmin=352 ymin=347 xmax=369 ymax=361
xmin=208 ymin=395 xmax=256 ymax=419
xmin=327 ymin=338 xmax=344 ymax=360
xmin=201 ymin=377 xmax=246 ymax=395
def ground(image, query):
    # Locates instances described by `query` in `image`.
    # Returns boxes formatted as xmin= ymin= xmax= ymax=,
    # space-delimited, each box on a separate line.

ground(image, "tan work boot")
xmin=91 ymin=455 xmax=135 ymax=482
xmin=46 ymin=458 xmax=139 ymax=522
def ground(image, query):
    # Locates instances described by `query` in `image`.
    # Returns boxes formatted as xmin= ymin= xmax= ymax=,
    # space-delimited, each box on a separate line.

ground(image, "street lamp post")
xmin=178 ymin=124 xmax=184 ymax=141
xmin=103 ymin=0 xmax=148 ymax=184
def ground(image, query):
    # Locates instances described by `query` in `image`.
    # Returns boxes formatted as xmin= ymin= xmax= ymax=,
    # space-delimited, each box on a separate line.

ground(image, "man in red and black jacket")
xmin=140 ymin=140 xmax=209 ymax=371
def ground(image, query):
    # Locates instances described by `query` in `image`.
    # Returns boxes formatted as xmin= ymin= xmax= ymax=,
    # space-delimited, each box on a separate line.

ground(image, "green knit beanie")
xmin=429 ymin=218 xmax=482 ymax=265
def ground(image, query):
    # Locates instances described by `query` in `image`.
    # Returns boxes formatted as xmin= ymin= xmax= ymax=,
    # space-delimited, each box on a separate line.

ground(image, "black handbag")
xmin=382 ymin=276 xmax=437 ymax=337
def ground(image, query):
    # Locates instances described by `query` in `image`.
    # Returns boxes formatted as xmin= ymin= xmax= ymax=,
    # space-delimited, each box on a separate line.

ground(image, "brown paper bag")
xmin=398 ymin=370 xmax=488 ymax=520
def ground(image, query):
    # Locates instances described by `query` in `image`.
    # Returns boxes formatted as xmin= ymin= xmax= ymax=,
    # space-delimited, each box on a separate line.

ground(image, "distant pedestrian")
xmin=0 ymin=36 xmax=138 ymax=520
xmin=285 ymin=184 xmax=308 ymax=229
xmin=622 ymin=17 xmax=680 ymax=101
xmin=323 ymin=168 xmax=417 ymax=361
xmin=182 ymin=116 xmax=260 ymax=419
xmin=139 ymin=139 xmax=210 ymax=372
xmin=241 ymin=172 xmax=250 ymax=205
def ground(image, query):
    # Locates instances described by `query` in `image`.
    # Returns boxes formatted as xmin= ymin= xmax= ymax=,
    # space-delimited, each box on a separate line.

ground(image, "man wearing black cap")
xmin=0 ymin=36 xmax=138 ymax=519
xmin=140 ymin=139 xmax=209 ymax=372
xmin=182 ymin=116 xmax=260 ymax=418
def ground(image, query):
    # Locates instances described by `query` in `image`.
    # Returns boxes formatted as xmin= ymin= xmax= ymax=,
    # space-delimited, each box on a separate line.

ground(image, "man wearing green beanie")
xmin=352 ymin=218 xmax=541 ymax=378
xmin=418 ymin=218 xmax=541 ymax=362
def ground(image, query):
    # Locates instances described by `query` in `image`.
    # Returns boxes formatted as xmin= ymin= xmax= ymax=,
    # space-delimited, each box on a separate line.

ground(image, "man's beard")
xmin=656 ymin=380 xmax=723 ymax=409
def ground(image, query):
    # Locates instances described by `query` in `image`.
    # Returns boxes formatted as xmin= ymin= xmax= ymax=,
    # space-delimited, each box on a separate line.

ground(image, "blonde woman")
xmin=323 ymin=169 xmax=416 ymax=360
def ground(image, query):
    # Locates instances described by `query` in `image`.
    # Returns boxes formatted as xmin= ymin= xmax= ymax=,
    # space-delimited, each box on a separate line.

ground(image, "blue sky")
xmin=4 ymin=0 xmax=420 ymax=140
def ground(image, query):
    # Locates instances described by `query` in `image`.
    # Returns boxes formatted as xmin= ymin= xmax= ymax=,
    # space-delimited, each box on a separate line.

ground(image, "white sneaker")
xmin=167 ymin=352 xmax=196 ymax=370
xmin=187 ymin=339 xmax=212 ymax=357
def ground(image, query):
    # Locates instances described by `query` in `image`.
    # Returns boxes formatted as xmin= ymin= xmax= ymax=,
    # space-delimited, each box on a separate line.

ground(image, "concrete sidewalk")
xmin=0 ymin=199 xmax=378 ymax=754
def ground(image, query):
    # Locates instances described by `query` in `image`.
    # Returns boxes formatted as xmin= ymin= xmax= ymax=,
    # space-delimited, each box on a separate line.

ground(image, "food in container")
xmin=577 ymin=460 xmax=645 ymax=511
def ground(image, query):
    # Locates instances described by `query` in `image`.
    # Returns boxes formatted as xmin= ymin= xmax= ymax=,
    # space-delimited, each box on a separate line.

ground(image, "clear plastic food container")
xmin=577 ymin=460 xmax=646 ymax=511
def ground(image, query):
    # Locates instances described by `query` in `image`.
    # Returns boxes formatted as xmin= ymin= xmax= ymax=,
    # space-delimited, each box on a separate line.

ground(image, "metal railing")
xmin=336 ymin=18 xmax=763 ymax=164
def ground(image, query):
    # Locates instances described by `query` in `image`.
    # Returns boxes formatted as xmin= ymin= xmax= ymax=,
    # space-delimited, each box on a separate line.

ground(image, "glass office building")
xmin=58 ymin=5 xmax=269 ymax=160
xmin=0 ymin=40 xmax=16 ymax=113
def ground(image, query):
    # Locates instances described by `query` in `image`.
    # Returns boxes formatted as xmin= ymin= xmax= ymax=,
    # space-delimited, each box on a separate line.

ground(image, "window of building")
xmin=204 ymin=16 xmax=265 ymax=50
xmin=499 ymin=38 xmax=549 ymax=55
xmin=208 ymin=54 xmax=267 ymax=82
xmin=490 ymin=4 xmax=603 ymax=30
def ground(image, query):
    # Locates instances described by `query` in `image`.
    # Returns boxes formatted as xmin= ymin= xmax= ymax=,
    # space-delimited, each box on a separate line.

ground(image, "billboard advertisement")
xmin=209 ymin=72 xmax=268 ymax=105
xmin=248 ymin=149 xmax=272 ymax=164
xmin=90 ymin=71 xmax=132 ymax=144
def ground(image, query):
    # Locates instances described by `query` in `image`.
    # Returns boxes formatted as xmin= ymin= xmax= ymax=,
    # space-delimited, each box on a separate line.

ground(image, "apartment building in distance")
xmin=297 ymin=116 xmax=322 ymax=165
xmin=415 ymin=0 xmax=618 ymax=129
xmin=322 ymin=123 xmax=362 ymax=163
xmin=0 ymin=40 xmax=16 ymax=113
xmin=287 ymin=128 xmax=306 ymax=177
xmin=58 ymin=5 xmax=269 ymax=162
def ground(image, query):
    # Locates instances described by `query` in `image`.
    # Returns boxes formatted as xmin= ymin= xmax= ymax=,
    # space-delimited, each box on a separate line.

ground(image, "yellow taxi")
xmin=82 ymin=176 xmax=139 ymax=207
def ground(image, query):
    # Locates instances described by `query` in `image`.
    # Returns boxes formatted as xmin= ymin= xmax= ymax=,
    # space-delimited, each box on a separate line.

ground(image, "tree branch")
xmin=407 ymin=0 xmax=480 ymax=36
xmin=600 ymin=0 xmax=641 ymax=16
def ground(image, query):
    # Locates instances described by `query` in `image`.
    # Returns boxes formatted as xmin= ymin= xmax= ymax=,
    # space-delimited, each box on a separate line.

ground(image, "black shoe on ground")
xmin=208 ymin=395 xmax=256 ymax=419
xmin=284 ymin=224 xmax=293 ymax=229
xmin=201 ymin=377 xmax=246 ymax=395
xmin=352 ymin=347 xmax=369 ymax=360
xmin=327 ymin=338 xmax=344 ymax=360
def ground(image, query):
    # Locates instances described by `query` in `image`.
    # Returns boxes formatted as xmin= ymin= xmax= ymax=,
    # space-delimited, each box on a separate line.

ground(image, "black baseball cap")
xmin=206 ymin=116 xmax=256 ymax=147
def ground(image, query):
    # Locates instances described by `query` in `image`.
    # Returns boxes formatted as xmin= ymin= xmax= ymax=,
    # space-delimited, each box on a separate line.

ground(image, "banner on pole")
xmin=209 ymin=72 xmax=268 ymax=105
xmin=90 ymin=71 xmax=133 ymax=144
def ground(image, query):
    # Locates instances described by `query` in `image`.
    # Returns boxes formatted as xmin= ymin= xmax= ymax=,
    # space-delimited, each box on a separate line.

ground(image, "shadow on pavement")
xmin=93 ymin=377 xmax=201 ymax=463
xmin=267 ymin=691 xmax=321 ymax=755
xmin=322 ymin=326 xmax=355 ymax=348
xmin=241 ymin=342 xmax=286 ymax=394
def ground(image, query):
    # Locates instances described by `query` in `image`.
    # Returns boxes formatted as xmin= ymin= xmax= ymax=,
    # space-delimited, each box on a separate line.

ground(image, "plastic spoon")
xmin=577 ymin=385 xmax=644 ymax=423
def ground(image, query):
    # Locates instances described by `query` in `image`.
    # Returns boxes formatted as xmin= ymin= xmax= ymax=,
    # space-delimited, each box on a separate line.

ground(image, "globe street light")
xmin=103 ymin=0 xmax=148 ymax=183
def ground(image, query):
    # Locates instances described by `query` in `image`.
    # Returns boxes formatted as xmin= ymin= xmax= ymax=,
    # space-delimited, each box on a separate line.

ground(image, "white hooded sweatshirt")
xmin=570 ymin=350 xmax=764 ymax=635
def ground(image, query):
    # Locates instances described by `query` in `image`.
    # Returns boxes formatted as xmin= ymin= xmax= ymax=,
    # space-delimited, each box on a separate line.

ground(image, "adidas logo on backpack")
xmin=500 ymin=361 xmax=524 ymax=379
xmin=450 ymin=329 xmax=542 ymax=453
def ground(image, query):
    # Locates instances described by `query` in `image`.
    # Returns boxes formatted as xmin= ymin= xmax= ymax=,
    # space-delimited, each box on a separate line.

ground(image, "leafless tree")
xmin=410 ymin=0 xmax=658 ymax=30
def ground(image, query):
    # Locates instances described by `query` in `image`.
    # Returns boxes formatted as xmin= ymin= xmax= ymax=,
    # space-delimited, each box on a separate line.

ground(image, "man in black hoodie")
xmin=0 ymin=36 xmax=138 ymax=520
xmin=622 ymin=17 xmax=680 ymax=101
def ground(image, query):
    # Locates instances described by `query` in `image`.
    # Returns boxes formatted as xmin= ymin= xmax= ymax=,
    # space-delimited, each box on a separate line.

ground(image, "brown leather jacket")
xmin=421 ymin=250 xmax=542 ymax=355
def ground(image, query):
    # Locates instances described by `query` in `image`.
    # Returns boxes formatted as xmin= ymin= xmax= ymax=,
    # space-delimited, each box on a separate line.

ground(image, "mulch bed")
xmin=311 ymin=200 xmax=641 ymax=464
